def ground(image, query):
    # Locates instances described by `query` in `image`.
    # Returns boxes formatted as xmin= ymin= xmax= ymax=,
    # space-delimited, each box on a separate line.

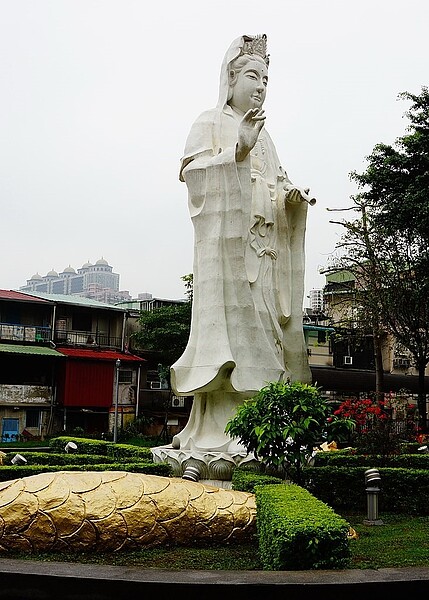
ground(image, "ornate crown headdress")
xmin=241 ymin=34 xmax=269 ymax=66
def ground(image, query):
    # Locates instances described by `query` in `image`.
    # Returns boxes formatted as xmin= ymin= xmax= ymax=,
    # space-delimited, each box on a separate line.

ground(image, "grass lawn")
xmin=346 ymin=512 xmax=429 ymax=569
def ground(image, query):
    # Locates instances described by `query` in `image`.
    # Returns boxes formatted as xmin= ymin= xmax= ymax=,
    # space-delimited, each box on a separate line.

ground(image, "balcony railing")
xmin=54 ymin=329 xmax=122 ymax=350
xmin=0 ymin=322 xmax=122 ymax=350
xmin=0 ymin=323 xmax=51 ymax=343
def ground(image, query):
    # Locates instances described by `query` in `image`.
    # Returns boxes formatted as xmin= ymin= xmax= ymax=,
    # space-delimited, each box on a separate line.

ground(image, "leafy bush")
xmin=226 ymin=381 xmax=329 ymax=484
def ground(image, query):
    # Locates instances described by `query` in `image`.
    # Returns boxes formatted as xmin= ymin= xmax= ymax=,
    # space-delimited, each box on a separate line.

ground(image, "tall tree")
xmin=328 ymin=202 xmax=388 ymax=399
xmin=328 ymin=88 xmax=429 ymax=426
xmin=353 ymin=88 xmax=429 ymax=245
xmin=132 ymin=302 xmax=191 ymax=367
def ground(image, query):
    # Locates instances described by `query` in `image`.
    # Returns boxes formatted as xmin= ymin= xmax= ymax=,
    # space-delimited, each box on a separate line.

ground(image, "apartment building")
xmin=0 ymin=290 xmax=145 ymax=440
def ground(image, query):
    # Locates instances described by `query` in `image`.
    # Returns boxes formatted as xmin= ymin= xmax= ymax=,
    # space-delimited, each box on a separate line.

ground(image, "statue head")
xmin=217 ymin=34 xmax=269 ymax=110
xmin=227 ymin=53 xmax=268 ymax=113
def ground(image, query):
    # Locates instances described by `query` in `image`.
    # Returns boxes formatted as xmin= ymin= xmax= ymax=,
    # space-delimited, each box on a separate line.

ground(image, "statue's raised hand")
xmin=236 ymin=108 xmax=266 ymax=162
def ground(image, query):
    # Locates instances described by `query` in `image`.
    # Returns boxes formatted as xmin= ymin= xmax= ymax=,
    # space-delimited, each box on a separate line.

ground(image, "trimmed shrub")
xmin=48 ymin=436 xmax=153 ymax=460
xmin=313 ymin=452 xmax=429 ymax=469
xmin=303 ymin=466 xmax=429 ymax=514
xmin=256 ymin=483 xmax=351 ymax=570
xmin=1 ymin=452 xmax=114 ymax=466
xmin=0 ymin=461 xmax=172 ymax=483
xmin=232 ymin=468 xmax=284 ymax=493
xmin=49 ymin=436 xmax=111 ymax=455
xmin=106 ymin=443 xmax=153 ymax=461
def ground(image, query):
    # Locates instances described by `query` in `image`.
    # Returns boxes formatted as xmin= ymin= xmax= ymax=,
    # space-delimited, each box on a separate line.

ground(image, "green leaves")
xmin=225 ymin=381 xmax=328 ymax=484
xmin=132 ymin=302 xmax=191 ymax=367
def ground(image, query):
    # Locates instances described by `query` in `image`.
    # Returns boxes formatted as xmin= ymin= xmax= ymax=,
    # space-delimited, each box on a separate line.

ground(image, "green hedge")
xmin=0 ymin=461 xmax=172 ymax=482
xmin=303 ymin=466 xmax=429 ymax=514
xmin=400 ymin=442 xmax=428 ymax=453
xmin=48 ymin=436 xmax=153 ymax=460
xmin=106 ymin=443 xmax=153 ymax=461
xmin=0 ymin=436 xmax=169 ymax=482
xmin=1 ymin=452 xmax=115 ymax=466
xmin=232 ymin=468 xmax=284 ymax=493
xmin=313 ymin=451 xmax=429 ymax=469
xmin=233 ymin=458 xmax=429 ymax=516
xmin=256 ymin=483 xmax=351 ymax=570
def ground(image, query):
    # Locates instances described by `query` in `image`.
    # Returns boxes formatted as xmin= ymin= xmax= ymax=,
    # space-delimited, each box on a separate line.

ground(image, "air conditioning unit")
xmin=171 ymin=396 xmax=185 ymax=408
xmin=343 ymin=355 xmax=353 ymax=366
xmin=150 ymin=381 xmax=162 ymax=389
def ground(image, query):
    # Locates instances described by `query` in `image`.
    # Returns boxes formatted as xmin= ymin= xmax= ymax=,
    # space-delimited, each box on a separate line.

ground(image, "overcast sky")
xmin=1 ymin=0 xmax=428 ymax=302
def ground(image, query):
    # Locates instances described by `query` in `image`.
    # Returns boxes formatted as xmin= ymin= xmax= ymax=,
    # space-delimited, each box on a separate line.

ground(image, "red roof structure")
xmin=57 ymin=348 xmax=145 ymax=408
xmin=0 ymin=289 xmax=51 ymax=303
xmin=57 ymin=348 xmax=144 ymax=362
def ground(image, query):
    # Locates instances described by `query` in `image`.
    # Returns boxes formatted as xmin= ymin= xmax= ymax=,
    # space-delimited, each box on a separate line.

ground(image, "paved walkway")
xmin=1 ymin=558 xmax=429 ymax=599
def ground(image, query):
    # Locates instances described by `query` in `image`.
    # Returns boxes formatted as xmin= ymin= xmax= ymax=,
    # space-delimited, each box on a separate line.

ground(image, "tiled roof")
xmin=0 ymin=290 xmax=51 ymax=303
xmin=23 ymin=292 xmax=127 ymax=311
xmin=0 ymin=343 xmax=64 ymax=357
xmin=57 ymin=348 xmax=144 ymax=362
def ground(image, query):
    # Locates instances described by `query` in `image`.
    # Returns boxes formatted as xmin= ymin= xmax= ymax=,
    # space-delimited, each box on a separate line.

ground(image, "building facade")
xmin=317 ymin=269 xmax=429 ymax=411
xmin=309 ymin=288 xmax=324 ymax=313
xmin=19 ymin=258 xmax=131 ymax=305
xmin=0 ymin=290 xmax=145 ymax=441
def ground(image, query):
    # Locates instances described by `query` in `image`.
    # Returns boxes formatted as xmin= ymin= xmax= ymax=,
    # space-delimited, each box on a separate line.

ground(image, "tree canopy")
xmin=350 ymin=88 xmax=429 ymax=245
xmin=328 ymin=87 xmax=429 ymax=424
xmin=132 ymin=302 xmax=191 ymax=368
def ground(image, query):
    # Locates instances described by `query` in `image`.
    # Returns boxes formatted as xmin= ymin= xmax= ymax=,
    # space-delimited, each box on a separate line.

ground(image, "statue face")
xmin=228 ymin=58 xmax=268 ymax=114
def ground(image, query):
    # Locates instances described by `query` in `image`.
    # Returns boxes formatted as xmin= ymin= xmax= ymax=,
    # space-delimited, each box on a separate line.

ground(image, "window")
xmin=26 ymin=410 xmax=40 ymax=428
xmin=118 ymin=370 xmax=133 ymax=384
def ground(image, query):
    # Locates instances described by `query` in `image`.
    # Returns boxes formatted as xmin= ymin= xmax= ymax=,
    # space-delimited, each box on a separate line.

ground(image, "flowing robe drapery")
xmin=171 ymin=105 xmax=311 ymax=400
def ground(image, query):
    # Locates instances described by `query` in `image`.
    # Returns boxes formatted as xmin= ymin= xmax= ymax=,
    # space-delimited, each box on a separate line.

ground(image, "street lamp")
xmin=113 ymin=359 xmax=121 ymax=443
xmin=65 ymin=441 xmax=78 ymax=453
xmin=363 ymin=468 xmax=383 ymax=525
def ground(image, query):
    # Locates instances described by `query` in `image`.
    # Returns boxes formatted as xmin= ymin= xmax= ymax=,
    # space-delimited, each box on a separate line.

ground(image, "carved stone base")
xmin=151 ymin=444 xmax=259 ymax=482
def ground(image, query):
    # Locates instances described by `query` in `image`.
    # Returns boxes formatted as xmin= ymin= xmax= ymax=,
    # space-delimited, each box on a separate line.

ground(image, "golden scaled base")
xmin=0 ymin=471 xmax=256 ymax=553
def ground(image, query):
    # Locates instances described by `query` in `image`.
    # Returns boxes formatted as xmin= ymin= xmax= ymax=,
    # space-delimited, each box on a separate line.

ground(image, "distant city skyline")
xmin=19 ymin=257 xmax=132 ymax=305
xmin=16 ymin=254 xmax=324 ymax=307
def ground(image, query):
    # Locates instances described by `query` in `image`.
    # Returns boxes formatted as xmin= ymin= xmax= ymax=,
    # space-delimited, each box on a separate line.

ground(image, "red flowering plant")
xmin=417 ymin=432 xmax=429 ymax=444
xmin=333 ymin=398 xmax=388 ymax=430
xmin=331 ymin=396 xmax=402 ymax=455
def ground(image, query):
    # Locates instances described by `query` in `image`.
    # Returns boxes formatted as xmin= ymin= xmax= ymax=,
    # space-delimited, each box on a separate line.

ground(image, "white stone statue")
xmin=169 ymin=34 xmax=313 ymax=462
